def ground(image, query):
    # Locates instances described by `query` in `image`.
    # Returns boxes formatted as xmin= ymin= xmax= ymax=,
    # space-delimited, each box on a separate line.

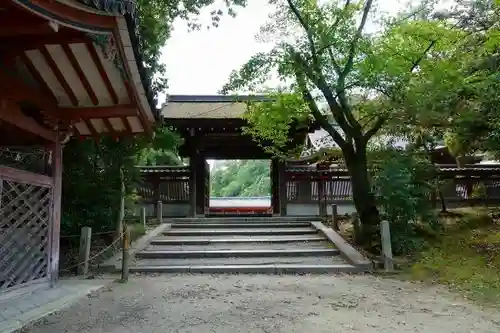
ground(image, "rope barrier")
xmin=59 ymin=228 xmax=127 ymax=273
xmin=60 ymin=230 xmax=117 ymax=239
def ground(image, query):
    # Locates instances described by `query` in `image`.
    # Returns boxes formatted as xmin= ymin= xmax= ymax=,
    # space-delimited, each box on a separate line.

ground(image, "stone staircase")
xmin=130 ymin=217 xmax=372 ymax=274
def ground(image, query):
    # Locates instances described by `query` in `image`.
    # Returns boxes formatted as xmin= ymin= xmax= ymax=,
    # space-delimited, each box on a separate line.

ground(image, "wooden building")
xmin=137 ymin=95 xmax=315 ymax=217
xmin=0 ymin=0 xmax=157 ymax=294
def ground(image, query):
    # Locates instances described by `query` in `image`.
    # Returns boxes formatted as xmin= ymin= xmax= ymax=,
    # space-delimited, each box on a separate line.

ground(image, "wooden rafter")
xmin=102 ymin=118 xmax=118 ymax=135
xmin=18 ymin=52 xmax=58 ymax=105
xmin=39 ymin=46 xmax=78 ymax=106
xmin=85 ymin=120 xmax=99 ymax=136
xmin=61 ymin=43 xmax=98 ymax=105
xmin=121 ymin=117 xmax=133 ymax=133
xmin=84 ymin=40 xmax=119 ymax=104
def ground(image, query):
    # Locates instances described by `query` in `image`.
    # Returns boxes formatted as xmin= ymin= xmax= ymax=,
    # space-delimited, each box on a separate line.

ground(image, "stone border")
xmin=4 ymin=279 xmax=112 ymax=333
xmin=310 ymin=221 xmax=372 ymax=271
xmin=98 ymin=223 xmax=171 ymax=272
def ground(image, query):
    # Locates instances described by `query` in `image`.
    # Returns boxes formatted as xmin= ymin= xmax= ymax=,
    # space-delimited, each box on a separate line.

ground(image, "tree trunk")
xmin=344 ymin=145 xmax=380 ymax=246
xmin=116 ymin=167 xmax=125 ymax=241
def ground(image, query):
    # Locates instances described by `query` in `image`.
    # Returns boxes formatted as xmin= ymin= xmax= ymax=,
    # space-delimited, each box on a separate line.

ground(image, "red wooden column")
xmin=50 ymin=136 xmax=63 ymax=286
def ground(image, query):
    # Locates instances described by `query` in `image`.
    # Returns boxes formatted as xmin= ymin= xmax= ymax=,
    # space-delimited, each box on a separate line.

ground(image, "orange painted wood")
xmin=55 ymin=105 xmax=137 ymax=120
xmin=0 ymin=165 xmax=53 ymax=187
xmin=0 ymin=99 xmax=57 ymax=142
xmin=39 ymin=46 xmax=79 ymax=106
xmin=123 ymin=79 xmax=151 ymax=134
xmin=15 ymin=0 xmax=116 ymax=30
xmin=0 ymin=23 xmax=56 ymax=37
xmin=84 ymin=41 xmax=119 ymax=104
xmin=62 ymin=43 xmax=99 ymax=105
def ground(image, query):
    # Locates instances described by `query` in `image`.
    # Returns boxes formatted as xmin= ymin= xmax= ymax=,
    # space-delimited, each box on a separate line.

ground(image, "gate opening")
xmin=208 ymin=159 xmax=271 ymax=215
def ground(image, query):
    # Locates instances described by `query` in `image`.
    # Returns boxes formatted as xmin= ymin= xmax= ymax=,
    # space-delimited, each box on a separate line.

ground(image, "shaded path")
xmin=24 ymin=275 xmax=500 ymax=333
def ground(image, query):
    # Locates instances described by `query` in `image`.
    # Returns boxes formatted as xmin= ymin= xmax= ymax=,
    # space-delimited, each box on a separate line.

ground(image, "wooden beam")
xmin=55 ymin=105 xmax=137 ymax=120
xmin=0 ymin=99 xmax=57 ymax=142
xmin=0 ymin=165 xmax=53 ymax=187
xmin=62 ymin=43 xmax=98 ymax=105
xmin=13 ymin=0 xmax=116 ymax=30
xmin=123 ymin=79 xmax=152 ymax=134
xmin=0 ymin=33 xmax=88 ymax=50
xmin=84 ymin=41 xmax=118 ymax=104
xmin=0 ymin=23 xmax=56 ymax=37
xmin=39 ymin=46 xmax=78 ymax=106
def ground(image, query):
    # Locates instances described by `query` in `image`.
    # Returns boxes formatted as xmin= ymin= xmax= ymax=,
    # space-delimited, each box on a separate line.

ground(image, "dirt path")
xmin=24 ymin=274 xmax=500 ymax=333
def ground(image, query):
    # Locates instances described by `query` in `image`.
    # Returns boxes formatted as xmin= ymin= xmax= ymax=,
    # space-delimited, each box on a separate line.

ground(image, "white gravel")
xmin=25 ymin=274 xmax=500 ymax=333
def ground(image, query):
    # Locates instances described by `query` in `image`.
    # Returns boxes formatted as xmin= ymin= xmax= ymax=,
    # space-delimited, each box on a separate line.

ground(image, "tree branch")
xmin=342 ymin=0 xmax=373 ymax=77
xmin=294 ymin=69 xmax=349 ymax=152
xmin=291 ymin=50 xmax=356 ymax=139
xmin=363 ymin=115 xmax=386 ymax=141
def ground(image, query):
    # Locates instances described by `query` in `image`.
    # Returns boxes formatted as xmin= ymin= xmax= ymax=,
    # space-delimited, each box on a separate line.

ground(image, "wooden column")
xmin=50 ymin=137 xmax=62 ymax=286
xmin=195 ymin=155 xmax=206 ymax=216
xmin=154 ymin=175 xmax=160 ymax=216
xmin=189 ymin=155 xmax=197 ymax=217
xmin=271 ymin=159 xmax=280 ymax=215
xmin=278 ymin=161 xmax=287 ymax=216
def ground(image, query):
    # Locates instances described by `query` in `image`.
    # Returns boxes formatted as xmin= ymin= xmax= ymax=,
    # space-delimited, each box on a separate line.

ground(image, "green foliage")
xmin=372 ymin=149 xmax=439 ymax=254
xmin=62 ymin=126 xmax=181 ymax=235
xmin=241 ymin=92 xmax=311 ymax=158
xmin=211 ymin=160 xmax=270 ymax=197
xmin=409 ymin=208 xmax=500 ymax=305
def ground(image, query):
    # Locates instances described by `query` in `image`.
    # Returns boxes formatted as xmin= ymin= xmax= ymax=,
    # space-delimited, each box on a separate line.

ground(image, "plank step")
xmin=164 ymin=228 xmax=317 ymax=236
xmin=130 ymin=264 xmax=362 ymax=274
xmin=150 ymin=235 xmax=326 ymax=245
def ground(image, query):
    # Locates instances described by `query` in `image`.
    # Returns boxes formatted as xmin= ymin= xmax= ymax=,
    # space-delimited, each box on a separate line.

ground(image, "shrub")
xmin=372 ymin=149 xmax=440 ymax=254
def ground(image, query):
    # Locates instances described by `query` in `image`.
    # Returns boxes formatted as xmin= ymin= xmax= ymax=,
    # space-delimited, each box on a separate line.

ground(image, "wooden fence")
xmin=285 ymin=166 xmax=500 ymax=207
xmin=0 ymin=166 xmax=53 ymax=291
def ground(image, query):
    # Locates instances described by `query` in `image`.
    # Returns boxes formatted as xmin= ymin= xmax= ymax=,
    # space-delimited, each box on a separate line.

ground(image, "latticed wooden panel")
xmin=0 ymin=179 xmax=52 ymax=290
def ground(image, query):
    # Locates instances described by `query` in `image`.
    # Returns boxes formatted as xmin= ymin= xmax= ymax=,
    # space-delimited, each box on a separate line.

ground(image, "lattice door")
xmin=0 ymin=178 xmax=52 ymax=290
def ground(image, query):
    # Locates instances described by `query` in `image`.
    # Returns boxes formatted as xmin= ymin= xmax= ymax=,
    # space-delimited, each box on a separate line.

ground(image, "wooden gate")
xmin=0 ymin=166 xmax=53 ymax=291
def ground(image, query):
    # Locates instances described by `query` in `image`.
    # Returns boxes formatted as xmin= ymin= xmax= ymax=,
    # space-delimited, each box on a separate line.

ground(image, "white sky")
xmin=159 ymin=0 xmax=413 ymax=102
xmin=158 ymin=0 xmax=427 ymax=165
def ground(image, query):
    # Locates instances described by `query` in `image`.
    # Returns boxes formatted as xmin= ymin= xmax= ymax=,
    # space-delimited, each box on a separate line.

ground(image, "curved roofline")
xmin=166 ymin=95 xmax=274 ymax=103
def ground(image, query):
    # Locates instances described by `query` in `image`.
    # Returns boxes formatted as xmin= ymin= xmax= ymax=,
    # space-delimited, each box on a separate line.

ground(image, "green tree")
xmin=211 ymin=160 xmax=270 ymax=197
xmin=221 ymin=0 xmax=440 ymax=244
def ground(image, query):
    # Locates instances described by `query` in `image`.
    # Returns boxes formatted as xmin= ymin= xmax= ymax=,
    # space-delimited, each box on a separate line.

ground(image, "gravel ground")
xmin=24 ymin=274 xmax=500 ymax=333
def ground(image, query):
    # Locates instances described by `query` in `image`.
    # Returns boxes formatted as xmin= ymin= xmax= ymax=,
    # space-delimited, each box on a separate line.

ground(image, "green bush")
xmin=372 ymin=149 xmax=440 ymax=254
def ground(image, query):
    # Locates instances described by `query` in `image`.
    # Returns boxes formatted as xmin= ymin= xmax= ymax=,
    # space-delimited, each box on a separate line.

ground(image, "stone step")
xmin=130 ymin=256 xmax=360 ymax=274
xmin=171 ymin=222 xmax=312 ymax=229
xmin=135 ymin=248 xmax=340 ymax=259
xmin=168 ymin=217 xmax=321 ymax=223
xmin=146 ymin=241 xmax=333 ymax=251
xmin=164 ymin=228 xmax=317 ymax=236
xmin=130 ymin=264 xmax=360 ymax=274
xmin=150 ymin=234 xmax=326 ymax=245
xmin=133 ymin=255 xmax=347 ymax=267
